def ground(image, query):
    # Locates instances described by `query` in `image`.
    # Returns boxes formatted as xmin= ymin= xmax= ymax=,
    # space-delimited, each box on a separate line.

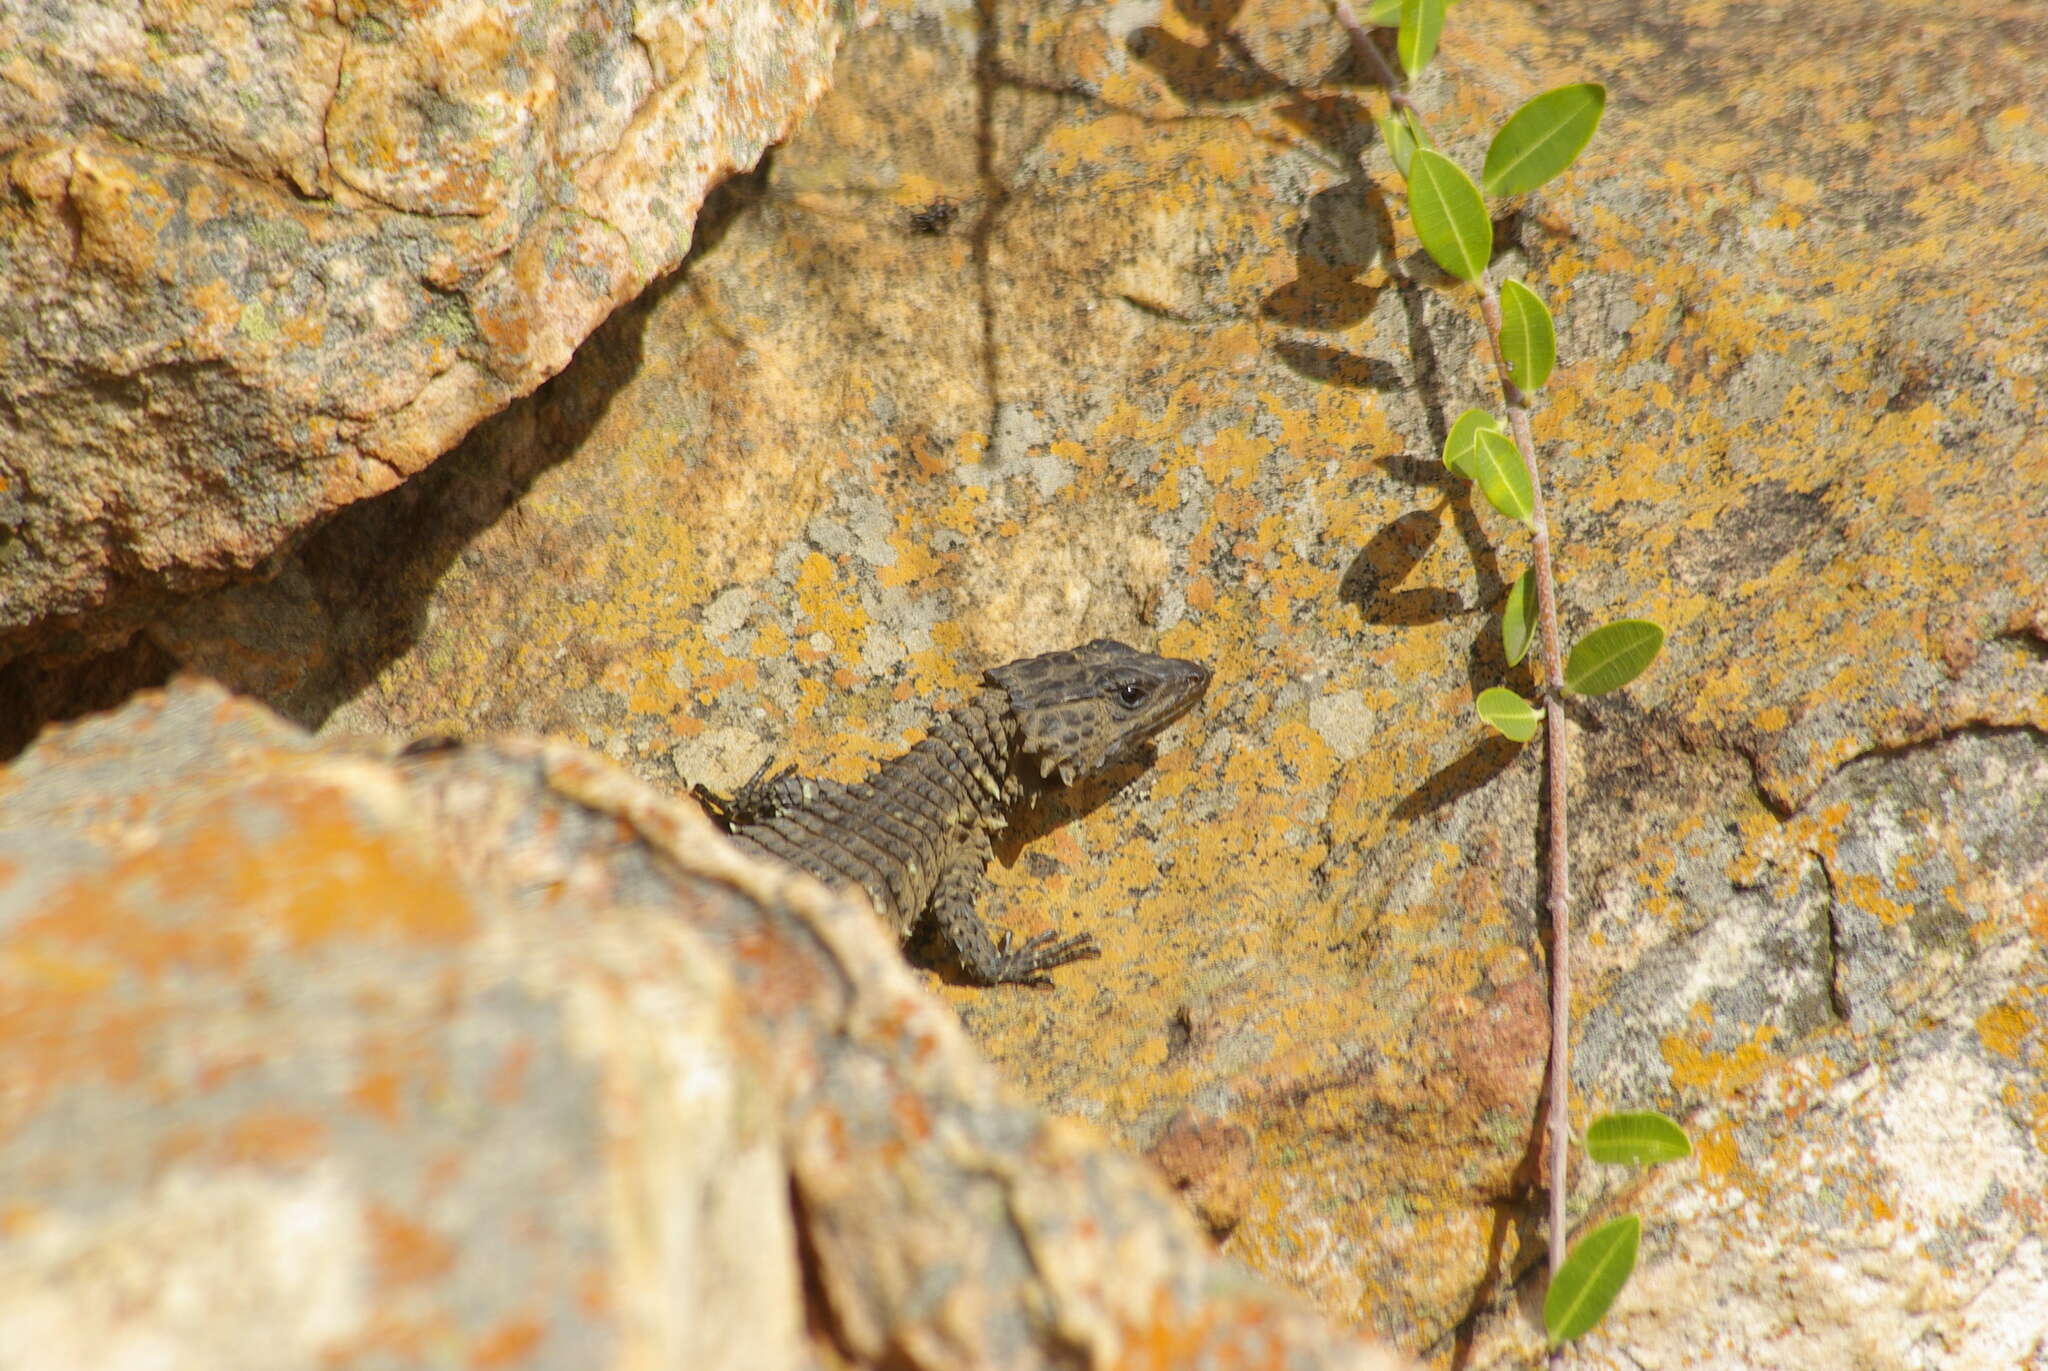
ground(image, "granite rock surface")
xmin=0 ymin=0 xmax=866 ymax=662
xmin=6 ymin=0 xmax=2047 ymax=1364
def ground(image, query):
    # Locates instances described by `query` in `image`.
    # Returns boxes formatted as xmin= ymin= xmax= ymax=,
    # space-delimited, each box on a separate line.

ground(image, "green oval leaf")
xmin=1397 ymin=0 xmax=1446 ymax=79
xmin=1483 ymin=83 xmax=1607 ymax=198
xmin=1564 ymin=619 xmax=1666 ymax=695
xmin=1586 ymin=1111 xmax=1693 ymax=1165
xmin=1406 ymin=148 xmax=1491 ymax=282
xmin=1498 ymin=278 xmax=1556 ymax=391
xmin=1502 ymin=567 xmax=1537 ymax=667
xmin=1376 ymin=110 xmax=1441 ymax=176
xmin=1442 ymin=408 xmax=1501 ymax=476
xmin=1469 ymin=428 xmax=1534 ymax=522
xmin=1475 ymin=687 xmax=1543 ymax=742
xmin=1368 ymin=0 xmax=1465 ymax=16
xmin=1377 ymin=111 xmax=1417 ymax=177
xmin=1545 ymin=1214 xmax=1640 ymax=1344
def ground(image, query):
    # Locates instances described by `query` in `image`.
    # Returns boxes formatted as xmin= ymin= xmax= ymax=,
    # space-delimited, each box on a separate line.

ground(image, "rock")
xmin=0 ymin=0 xmax=869 ymax=663
xmin=0 ymin=679 xmax=1413 ymax=1371
xmin=8 ymin=0 xmax=2048 ymax=1365
xmin=1146 ymin=1108 xmax=1258 ymax=1238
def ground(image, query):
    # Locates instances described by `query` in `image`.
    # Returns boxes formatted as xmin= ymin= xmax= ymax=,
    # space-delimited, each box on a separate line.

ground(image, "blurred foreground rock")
xmin=0 ymin=680 xmax=1411 ymax=1371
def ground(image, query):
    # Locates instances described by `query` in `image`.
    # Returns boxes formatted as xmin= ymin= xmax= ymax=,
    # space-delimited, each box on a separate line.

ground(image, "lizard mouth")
xmin=1153 ymin=659 xmax=1213 ymax=727
xmin=1114 ymin=658 xmax=1212 ymax=761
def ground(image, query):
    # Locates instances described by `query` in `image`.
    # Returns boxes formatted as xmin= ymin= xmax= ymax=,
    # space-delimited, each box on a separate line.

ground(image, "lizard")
xmin=696 ymin=638 xmax=1211 ymax=986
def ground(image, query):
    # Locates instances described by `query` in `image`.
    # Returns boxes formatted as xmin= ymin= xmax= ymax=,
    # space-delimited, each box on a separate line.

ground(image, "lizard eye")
xmin=1116 ymin=682 xmax=1150 ymax=708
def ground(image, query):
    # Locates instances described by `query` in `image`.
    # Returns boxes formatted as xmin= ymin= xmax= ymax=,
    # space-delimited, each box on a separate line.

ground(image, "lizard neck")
xmin=910 ymin=688 xmax=1027 ymax=827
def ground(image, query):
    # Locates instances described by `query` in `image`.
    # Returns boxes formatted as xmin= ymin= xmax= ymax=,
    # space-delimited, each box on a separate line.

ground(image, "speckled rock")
xmin=0 ymin=679 xmax=1413 ymax=1371
xmin=0 ymin=0 xmax=868 ymax=663
xmin=17 ymin=0 xmax=2048 ymax=1364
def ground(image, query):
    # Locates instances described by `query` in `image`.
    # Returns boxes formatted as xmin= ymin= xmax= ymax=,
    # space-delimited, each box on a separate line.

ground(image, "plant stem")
xmin=1478 ymin=279 xmax=1572 ymax=1283
xmin=1335 ymin=0 xmax=1574 ymax=1298
xmin=1330 ymin=1 xmax=1421 ymax=119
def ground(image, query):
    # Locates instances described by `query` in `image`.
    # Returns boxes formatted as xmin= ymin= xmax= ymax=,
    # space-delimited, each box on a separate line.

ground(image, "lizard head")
xmin=985 ymin=638 xmax=1212 ymax=787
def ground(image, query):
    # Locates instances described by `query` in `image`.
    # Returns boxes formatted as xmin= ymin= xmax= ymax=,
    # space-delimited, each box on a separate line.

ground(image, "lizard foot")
xmin=694 ymin=760 xmax=802 ymax=829
xmin=988 ymin=929 xmax=1102 ymax=987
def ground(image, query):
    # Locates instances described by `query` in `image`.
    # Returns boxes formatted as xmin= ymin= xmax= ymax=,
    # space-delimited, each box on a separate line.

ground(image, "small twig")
xmin=1478 ymin=278 xmax=1571 ymax=1285
xmin=1329 ymin=0 xmax=1421 ymax=118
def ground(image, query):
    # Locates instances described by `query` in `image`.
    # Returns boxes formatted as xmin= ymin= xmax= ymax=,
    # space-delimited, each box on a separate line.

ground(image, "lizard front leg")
xmin=694 ymin=759 xmax=848 ymax=829
xmin=930 ymin=847 xmax=1100 ymax=987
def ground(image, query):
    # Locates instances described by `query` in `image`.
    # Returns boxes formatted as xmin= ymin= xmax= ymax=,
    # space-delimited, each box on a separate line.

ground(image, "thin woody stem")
xmin=1478 ymin=278 xmax=1572 ymax=1285
xmin=1330 ymin=1 xmax=1421 ymax=118
xmin=1335 ymin=0 xmax=1575 ymax=1302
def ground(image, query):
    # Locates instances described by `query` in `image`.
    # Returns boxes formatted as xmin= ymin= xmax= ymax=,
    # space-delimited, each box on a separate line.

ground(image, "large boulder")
xmin=6 ymin=0 xmax=2046 ymax=1364
xmin=0 ymin=0 xmax=867 ymax=662
xmin=0 ymin=679 xmax=1411 ymax=1371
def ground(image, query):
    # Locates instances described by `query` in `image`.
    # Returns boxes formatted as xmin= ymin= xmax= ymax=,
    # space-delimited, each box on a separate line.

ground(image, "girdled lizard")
xmin=698 ymin=639 xmax=1211 ymax=985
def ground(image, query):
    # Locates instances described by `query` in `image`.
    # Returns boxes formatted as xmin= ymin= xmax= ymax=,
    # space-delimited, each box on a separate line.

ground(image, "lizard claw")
xmin=701 ymin=760 xmax=807 ymax=828
xmin=998 ymin=929 xmax=1101 ymax=986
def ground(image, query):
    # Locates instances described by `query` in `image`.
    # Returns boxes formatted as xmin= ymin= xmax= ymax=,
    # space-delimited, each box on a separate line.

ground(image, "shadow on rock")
xmin=1340 ymin=507 xmax=1465 ymax=626
xmin=0 ymin=165 xmax=774 ymax=752
xmin=1126 ymin=0 xmax=1290 ymax=105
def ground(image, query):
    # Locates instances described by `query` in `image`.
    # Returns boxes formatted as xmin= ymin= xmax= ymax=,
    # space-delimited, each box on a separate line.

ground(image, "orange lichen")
xmin=368 ymin=1201 xmax=458 ymax=1289
xmin=1663 ymin=1024 xmax=1782 ymax=1095
xmin=1977 ymin=1002 xmax=2034 ymax=1061
xmin=468 ymin=1316 xmax=545 ymax=1369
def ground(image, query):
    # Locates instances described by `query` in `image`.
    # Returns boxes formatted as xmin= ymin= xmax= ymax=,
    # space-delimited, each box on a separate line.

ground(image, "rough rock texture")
xmin=0 ymin=679 xmax=1412 ymax=1371
xmin=11 ymin=0 xmax=2048 ymax=1365
xmin=0 ymin=0 xmax=867 ymax=662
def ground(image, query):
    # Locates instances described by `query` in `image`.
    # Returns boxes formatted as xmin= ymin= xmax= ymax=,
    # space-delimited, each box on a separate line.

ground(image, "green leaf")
xmin=1483 ymin=83 xmax=1607 ymax=198
xmin=1368 ymin=0 xmax=1463 ymax=15
xmin=1397 ymin=0 xmax=1445 ymax=79
xmin=1586 ymin=1111 xmax=1693 ymax=1165
xmin=1442 ymin=408 xmax=1501 ymax=476
xmin=1564 ymin=619 xmax=1666 ymax=695
xmin=1406 ymin=148 xmax=1491 ymax=282
xmin=1377 ymin=112 xmax=1417 ymax=176
xmin=1475 ymin=687 xmax=1543 ymax=742
xmin=1468 ymin=428 xmax=1534 ymax=522
xmin=1502 ymin=567 xmax=1537 ymax=667
xmin=1497 ymin=278 xmax=1556 ymax=391
xmin=1545 ymin=1215 xmax=1640 ymax=1344
xmin=1375 ymin=109 xmax=1437 ymax=180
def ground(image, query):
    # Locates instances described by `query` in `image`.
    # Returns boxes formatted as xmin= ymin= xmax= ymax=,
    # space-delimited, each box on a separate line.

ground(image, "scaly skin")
xmin=704 ymin=639 xmax=1211 ymax=985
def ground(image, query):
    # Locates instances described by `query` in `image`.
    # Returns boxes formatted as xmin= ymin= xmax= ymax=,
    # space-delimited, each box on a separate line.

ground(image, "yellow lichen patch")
xmin=877 ymin=532 xmax=943 ymax=589
xmin=1663 ymin=1023 xmax=1782 ymax=1096
xmin=1690 ymin=1118 xmax=1745 ymax=1189
xmin=1976 ymin=1002 xmax=2034 ymax=1061
xmin=792 ymin=552 xmax=870 ymax=665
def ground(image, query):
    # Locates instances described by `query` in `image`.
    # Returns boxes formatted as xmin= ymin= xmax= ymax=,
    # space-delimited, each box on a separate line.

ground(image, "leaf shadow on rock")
xmin=1340 ymin=507 xmax=1464 ymax=626
xmin=1123 ymin=5 xmax=1406 ymax=395
xmin=1262 ymin=95 xmax=1397 ymax=393
xmin=1125 ymin=0 xmax=1292 ymax=106
xmin=1357 ymin=456 xmax=1532 ymax=820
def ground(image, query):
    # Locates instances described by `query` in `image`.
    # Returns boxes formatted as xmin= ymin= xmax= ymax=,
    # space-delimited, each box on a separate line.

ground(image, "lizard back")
xmin=717 ymin=639 xmax=1211 ymax=985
